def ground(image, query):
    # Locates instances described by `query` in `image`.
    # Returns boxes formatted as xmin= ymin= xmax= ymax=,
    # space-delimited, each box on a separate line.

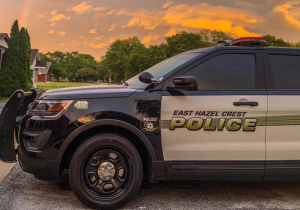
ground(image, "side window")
xmin=184 ymin=54 xmax=256 ymax=89
xmin=269 ymin=55 xmax=300 ymax=89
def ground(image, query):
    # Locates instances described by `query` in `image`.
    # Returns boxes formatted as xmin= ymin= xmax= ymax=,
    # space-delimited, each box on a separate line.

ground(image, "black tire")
xmin=69 ymin=133 xmax=143 ymax=210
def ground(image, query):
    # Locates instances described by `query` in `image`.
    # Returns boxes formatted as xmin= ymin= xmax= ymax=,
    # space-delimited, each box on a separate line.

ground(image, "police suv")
xmin=1 ymin=37 xmax=300 ymax=209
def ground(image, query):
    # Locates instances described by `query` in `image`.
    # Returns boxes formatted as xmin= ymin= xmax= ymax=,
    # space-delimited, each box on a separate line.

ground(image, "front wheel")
xmin=69 ymin=133 xmax=143 ymax=210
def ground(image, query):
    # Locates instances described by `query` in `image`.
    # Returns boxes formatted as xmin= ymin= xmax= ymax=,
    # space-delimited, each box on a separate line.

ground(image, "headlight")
xmin=29 ymin=100 xmax=73 ymax=118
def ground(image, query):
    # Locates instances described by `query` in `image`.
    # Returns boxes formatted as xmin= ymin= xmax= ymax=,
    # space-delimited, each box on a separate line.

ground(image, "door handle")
xmin=233 ymin=101 xmax=258 ymax=106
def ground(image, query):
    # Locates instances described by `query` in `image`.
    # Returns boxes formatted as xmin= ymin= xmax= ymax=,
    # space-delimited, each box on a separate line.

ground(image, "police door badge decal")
xmin=141 ymin=117 xmax=159 ymax=132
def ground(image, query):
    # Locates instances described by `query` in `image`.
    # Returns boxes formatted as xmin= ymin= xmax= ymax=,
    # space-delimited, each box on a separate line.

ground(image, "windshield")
xmin=126 ymin=52 xmax=200 ymax=85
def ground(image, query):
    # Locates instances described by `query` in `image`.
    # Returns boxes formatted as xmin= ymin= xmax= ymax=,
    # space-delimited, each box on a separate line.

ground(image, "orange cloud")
xmin=50 ymin=9 xmax=57 ymax=15
xmin=273 ymin=2 xmax=300 ymax=29
xmin=58 ymin=43 xmax=66 ymax=46
xmin=69 ymin=1 xmax=93 ymax=14
xmin=94 ymin=7 xmax=107 ymax=11
xmin=142 ymin=34 xmax=160 ymax=45
xmin=117 ymin=9 xmax=165 ymax=30
xmin=89 ymin=28 xmax=97 ymax=34
xmin=108 ymin=23 xmax=117 ymax=32
xmin=49 ymin=14 xmax=71 ymax=22
xmin=162 ymin=1 xmax=174 ymax=9
xmin=58 ymin=31 xmax=66 ymax=36
xmin=37 ymin=13 xmax=47 ymax=18
xmin=115 ymin=2 xmax=262 ymax=37
xmin=94 ymin=36 xmax=104 ymax=40
xmin=89 ymin=42 xmax=108 ymax=49
xmin=162 ymin=3 xmax=262 ymax=28
xmin=48 ymin=30 xmax=55 ymax=34
xmin=107 ymin=9 xmax=117 ymax=15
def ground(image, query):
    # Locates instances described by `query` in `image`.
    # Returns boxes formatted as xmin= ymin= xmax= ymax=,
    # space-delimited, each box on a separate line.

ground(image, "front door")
xmin=161 ymin=52 xmax=267 ymax=180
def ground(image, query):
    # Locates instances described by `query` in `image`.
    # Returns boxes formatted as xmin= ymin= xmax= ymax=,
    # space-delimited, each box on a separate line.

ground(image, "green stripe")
xmin=161 ymin=115 xmax=300 ymax=129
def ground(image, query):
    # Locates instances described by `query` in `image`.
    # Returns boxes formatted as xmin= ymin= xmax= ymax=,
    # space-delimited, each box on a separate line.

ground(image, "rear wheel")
xmin=69 ymin=133 xmax=143 ymax=210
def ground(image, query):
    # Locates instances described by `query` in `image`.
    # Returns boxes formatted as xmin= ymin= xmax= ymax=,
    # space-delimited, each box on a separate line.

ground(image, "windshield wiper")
xmin=120 ymin=81 xmax=129 ymax=86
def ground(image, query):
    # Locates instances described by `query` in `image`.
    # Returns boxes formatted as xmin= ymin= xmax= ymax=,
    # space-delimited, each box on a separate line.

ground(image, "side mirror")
xmin=139 ymin=72 xmax=153 ymax=84
xmin=167 ymin=76 xmax=198 ymax=92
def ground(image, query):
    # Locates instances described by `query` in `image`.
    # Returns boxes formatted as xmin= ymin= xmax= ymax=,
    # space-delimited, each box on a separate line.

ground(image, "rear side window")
xmin=269 ymin=55 xmax=300 ymax=89
xmin=184 ymin=54 xmax=256 ymax=90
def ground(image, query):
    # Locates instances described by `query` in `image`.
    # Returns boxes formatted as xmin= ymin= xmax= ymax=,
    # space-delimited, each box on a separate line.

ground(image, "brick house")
xmin=30 ymin=49 xmax=52 ymax=87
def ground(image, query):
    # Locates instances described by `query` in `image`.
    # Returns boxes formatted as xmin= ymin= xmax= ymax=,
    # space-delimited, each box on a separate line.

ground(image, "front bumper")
xmin=17 ymin=146 xmax=60 ymax=182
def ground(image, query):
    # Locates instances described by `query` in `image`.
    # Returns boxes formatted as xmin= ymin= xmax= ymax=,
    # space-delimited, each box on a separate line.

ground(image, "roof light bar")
xmin=218 ymin=37 xmax=268 ymax=47
xmin=231 ymin=37 xmax=267 ymax=46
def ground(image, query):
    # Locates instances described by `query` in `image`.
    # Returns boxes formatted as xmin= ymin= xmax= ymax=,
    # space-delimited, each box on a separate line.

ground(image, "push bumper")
xmin=17 ymin=146 xmax=60 ymax=182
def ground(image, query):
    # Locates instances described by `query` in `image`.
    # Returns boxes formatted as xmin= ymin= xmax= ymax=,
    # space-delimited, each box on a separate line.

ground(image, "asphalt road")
xmin=2 ymin=164 xmax=300 ymax=210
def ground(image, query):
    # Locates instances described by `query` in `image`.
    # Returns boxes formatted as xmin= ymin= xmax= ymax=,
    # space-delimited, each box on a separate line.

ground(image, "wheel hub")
xmin=98 ymin=162 xmax=116 ymax=181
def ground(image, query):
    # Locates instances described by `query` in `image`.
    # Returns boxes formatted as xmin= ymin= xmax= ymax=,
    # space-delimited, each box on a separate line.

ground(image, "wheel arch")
xmin=56 ymin=119 xmax=158 ymax=172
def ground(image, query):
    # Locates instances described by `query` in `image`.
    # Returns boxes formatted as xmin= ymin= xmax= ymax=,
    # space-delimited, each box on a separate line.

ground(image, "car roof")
xmin=182 ymin=46 xmax=300 ymax=55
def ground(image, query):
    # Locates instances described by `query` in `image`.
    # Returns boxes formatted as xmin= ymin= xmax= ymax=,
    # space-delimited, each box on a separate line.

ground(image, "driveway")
xmin=1 ymin=164 xmax=300 ymax=210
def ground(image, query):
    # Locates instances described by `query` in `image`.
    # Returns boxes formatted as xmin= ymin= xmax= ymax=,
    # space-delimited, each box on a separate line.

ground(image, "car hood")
xmin=37 ymin=85 xmax=139 ymax=100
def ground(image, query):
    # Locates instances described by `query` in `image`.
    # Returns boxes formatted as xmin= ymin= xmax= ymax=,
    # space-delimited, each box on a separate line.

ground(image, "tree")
xmin=199 ymin=29 xmax=233 ymax=45
xmin=19 ymin=27 xmax=32 ymax=90
xmin=40 ymin=52 xmax=67 ymax=82
xmin=77 ymin=67 xmax=98 ymax=82
xmin=164 ymin=31 xmax=208 ymax=57
xmin=97 ymin=62 xmax=110 ymax=82
xmin=64 ymin=52 xmax=97 ymax=81
xmin=263 ymin=34 xmax=292 ymax=47
xmin=102 ymin=36 xmax=144 ymax=82
xmin=25 ymin=29 xmax=31 ymax=49
xmin=52 ymin=64 xmax=67 ymax=82
xmin=126 ymin=45 xmax=160 ymax=80
xmin=0 ymin=20 xmax=21 ymax=96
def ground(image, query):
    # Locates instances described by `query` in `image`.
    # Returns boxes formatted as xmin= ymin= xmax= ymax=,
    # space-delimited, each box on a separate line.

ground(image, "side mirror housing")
xmin=167 ymin=76 xmax=198 ymax=92
xmin=139 ymin=72 xmax=153 ymax=84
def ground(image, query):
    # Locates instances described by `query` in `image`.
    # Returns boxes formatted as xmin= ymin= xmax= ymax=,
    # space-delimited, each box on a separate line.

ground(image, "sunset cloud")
xmin=94 ymin=7 xmax=107 ymax=11
xmin=5 ymin=0 xmax=300 ymax=60
xmin=162 ymin=1 xmax=175 ymax=9
xmin=58 ymin=31 xmax=66 ymax=36
xmin=142 ymin=34 xmax=160 ymax=45
xmin=89 ymin=42 xmax=109 ymax=49
xmin=89 ymin=28 xmax=97 ymax=34
xmin=37 ymin=13 xmax=47 ymax=18
xmin=50 ymin=9 xmax=57 ymax=15
xmin=117 ymin=9 xmax=165 ymax=30
xmin=116 ymin=2 xmax=263 ymax=37
xmin=94 ymin=36 xmax=104 ymax=40
xmin=108 ymin=23 xmax=117 ymax=32
xmin=69 ymin=1 xmax=93 ymax=14
xmin=49 ymin=14 xmax=71 ymax=22
xmin=262 ymin=1 xmax=300 ymax=40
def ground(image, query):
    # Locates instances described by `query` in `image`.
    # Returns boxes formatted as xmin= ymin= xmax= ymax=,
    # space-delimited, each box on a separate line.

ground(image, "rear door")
xmin=263 ymin=51 xmax=300 ymax=180
xmin=161 ymin=50 xmax=267 ymax=180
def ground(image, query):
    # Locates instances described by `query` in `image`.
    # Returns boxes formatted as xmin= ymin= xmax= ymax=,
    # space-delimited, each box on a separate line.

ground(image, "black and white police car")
xmin=1 ymin=37 xmax=300 ymax=209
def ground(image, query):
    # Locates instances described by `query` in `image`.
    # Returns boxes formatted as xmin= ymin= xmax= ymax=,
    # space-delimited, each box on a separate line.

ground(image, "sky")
xmin=1 ymin=0 xmax=300 ymax=60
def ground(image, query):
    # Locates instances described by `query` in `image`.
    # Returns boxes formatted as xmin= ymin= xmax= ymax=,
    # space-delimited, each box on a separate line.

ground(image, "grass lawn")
xmin=0 ymin=82 xmax=100 ymax=103
xmin=0 ymin=98 xmax=8 ymax=103
xmin=37 ymin=82 xmax=99 ymax=90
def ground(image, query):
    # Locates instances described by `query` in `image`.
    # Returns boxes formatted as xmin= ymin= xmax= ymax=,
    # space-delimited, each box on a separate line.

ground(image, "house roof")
xmin=37 ymin=62 xmax=52 ymax=74
xmin=0 ymin=33 xmax=9 ymax=42
xmin=30 ymin=49 xmax=39 ymax=65
xmin=36 ymin=60 xmax=47 ymax=68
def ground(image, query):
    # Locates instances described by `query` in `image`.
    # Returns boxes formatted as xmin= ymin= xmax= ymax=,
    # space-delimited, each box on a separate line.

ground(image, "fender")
xmin=56 ymin=119 xmax=158 ymax=161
